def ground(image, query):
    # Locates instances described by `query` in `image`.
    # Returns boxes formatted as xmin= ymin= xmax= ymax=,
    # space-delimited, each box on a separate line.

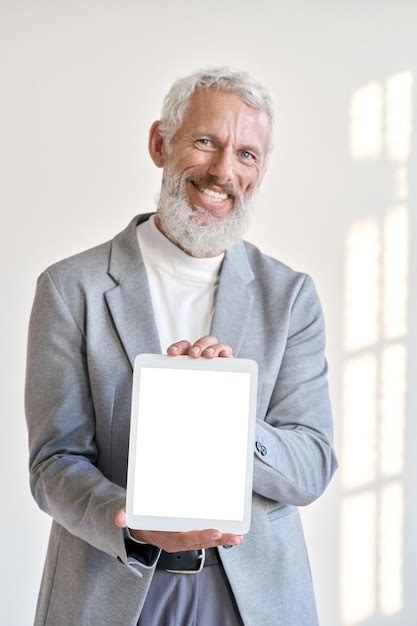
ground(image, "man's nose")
xmin=207 ymin=149 xmax=235 ymax=186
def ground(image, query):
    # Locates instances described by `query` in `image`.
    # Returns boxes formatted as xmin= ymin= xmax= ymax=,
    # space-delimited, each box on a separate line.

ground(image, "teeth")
xmin=196 ymin=184 xmax=228 ymax=201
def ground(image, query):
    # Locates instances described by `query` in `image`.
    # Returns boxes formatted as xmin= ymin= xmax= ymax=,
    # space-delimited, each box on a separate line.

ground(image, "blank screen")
xmin=133 ymin=367 xmax=251 ymax=521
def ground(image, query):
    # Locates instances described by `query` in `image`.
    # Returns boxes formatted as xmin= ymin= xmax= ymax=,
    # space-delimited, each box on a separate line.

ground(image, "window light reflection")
xmin=340 ymin=492 xmax=376 ymax=624
xmin=380 ymin=344 xmax=406 ymax=477
xmin=344 ymin=218 xmax=380 ymax=352
xmin=349 ymin=82 xmax=383 ymax=159
xmin=383 ymin=206 xmax=409 ymax=340
xmin=379 ymin=482 xmax=404 ymax=615
xmin=341 ymin=354 xmax=377 ymax=489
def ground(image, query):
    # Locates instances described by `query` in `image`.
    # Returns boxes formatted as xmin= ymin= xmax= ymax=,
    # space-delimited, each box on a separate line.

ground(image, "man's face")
xmin=150 ymin=88 xmax=271 ymax=256
xmin=166 ymin=89 xmax=269 ymax=222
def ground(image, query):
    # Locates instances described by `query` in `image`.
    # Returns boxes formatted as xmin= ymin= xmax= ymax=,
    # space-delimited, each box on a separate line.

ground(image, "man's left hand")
xmin=167 ymin=335 xmax=233 ymax=358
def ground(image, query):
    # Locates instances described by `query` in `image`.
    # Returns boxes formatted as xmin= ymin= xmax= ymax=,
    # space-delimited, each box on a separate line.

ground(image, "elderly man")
xmin=26 ymin=67 xmax=338 ymax=626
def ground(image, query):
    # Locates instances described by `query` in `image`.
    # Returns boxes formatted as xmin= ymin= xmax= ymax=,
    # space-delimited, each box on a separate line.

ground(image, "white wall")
xmin=1 ymin=2 xmax=416 ymax=624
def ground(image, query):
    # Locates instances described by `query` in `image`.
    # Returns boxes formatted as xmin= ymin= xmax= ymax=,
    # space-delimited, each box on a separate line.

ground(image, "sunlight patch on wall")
xmin=340 ymin=69 xmax=412 ymax=624
xmin=379 ymin=482 xmax=404 ymax=615
xmin=344 ymin=218 xmax=380 ymax=352
xmin=340 ymin=492 xmax=376 ymax=624
xmin=349 ymin=82 xmax=383 ymax=159
xmin=341 ymin=354 xmax=377 ymax=489
xmin=383 ymin=206 xmax=409 ymax=339
xmin=385 ymin=72 xmax=413 ymax=162
xmin=380 ymin=344 xmax=406 ymax=477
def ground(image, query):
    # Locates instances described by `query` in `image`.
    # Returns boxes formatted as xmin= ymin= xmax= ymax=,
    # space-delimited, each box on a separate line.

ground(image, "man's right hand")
xmin=114 ymin=508 xmax=244 ymax=552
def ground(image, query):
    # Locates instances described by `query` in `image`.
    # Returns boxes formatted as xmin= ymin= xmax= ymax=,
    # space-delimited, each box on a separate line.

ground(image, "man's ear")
xmin=148 ymin=121 xmax=166 ymax=167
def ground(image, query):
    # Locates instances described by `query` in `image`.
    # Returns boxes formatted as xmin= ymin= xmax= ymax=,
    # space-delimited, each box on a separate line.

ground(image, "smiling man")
xmin=26 ymin=67 xmax=338 ymax=626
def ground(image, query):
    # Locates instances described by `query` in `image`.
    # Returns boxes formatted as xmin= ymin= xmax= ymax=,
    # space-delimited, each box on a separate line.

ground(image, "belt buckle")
xmin=165 ymin=548 xmax=206 ymax=574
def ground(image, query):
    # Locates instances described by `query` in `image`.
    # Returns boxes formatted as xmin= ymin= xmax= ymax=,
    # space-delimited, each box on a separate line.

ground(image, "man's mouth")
xmin=190 ymin=180 xmax=231 ymax=203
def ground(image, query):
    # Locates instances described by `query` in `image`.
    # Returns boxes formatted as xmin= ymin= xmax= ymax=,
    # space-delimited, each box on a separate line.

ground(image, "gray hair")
xmin=159 ymin=66 xmax=274 ymax=156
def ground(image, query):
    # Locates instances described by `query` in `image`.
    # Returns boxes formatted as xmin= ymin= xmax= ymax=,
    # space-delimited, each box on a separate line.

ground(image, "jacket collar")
xmin=107 ymin=213 xmax=151 ymax=284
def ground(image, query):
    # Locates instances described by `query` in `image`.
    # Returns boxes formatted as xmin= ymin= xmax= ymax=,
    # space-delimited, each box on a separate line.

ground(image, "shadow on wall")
xmin=339 ymin=72 xmax=413 ymax=625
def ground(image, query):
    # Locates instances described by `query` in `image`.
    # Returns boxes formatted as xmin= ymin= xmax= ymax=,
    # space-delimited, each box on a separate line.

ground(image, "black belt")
xmin=156 ymin=547 xmax=219 ymax=573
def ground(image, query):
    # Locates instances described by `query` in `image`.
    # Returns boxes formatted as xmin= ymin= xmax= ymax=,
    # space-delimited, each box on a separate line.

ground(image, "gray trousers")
xmin=138 ymin=562 xmax=244 ymax=626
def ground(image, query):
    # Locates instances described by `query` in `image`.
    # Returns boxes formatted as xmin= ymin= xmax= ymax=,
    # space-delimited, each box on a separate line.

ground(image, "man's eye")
xmin=240 ymin=150 xmax=255 ymax=160
xmin=196 ymin=138 xmax=212 ymax=147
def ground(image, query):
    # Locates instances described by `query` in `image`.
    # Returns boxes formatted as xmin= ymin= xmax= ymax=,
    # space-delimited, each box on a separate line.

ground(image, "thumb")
xmin=114 ymin=507 xmax=127 ymax=528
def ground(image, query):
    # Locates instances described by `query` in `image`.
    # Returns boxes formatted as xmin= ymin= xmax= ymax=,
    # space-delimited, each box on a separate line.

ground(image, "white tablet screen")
xmin=132 ymin=367 xmax=251 ymax=521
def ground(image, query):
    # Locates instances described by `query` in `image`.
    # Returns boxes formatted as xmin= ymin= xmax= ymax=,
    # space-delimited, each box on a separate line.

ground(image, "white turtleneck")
xmin=136 ymin=215 xmax=225 ymax=353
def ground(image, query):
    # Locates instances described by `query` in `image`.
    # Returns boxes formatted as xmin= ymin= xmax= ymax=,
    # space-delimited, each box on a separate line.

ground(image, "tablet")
xmin=126 ymin=353 xmax=258 ymax=534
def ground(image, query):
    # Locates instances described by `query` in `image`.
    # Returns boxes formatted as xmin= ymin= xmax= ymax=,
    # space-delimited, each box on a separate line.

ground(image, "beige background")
xmin=1 ymin=1 xmax=416 ymax=625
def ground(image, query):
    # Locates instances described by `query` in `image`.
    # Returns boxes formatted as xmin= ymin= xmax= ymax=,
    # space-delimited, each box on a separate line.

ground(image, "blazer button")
xmin=256 ymin=441 xmax=267 ymax=456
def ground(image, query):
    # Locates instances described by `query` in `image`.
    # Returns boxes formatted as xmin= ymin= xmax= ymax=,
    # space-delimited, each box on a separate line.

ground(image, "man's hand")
xmin=167 ymin=335 xmax=233 ymax=359
xmin=114 ymin=509 xmax=243 ymax=552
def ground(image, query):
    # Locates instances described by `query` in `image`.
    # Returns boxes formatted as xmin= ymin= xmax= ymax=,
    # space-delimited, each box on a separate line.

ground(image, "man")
xmin=26 ymin=67 xmax=338 ymax=625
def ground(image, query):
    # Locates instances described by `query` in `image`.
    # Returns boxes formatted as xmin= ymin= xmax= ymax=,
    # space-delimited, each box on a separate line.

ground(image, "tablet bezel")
xmin=126 ymin=353 xmax=258 ymax=534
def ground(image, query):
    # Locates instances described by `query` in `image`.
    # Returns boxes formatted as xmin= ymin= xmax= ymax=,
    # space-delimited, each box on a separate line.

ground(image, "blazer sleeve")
xmin=25 ymin=270 xmax=160 ymax=570
xmin=252 ymin=274 xmax=338 ymax=505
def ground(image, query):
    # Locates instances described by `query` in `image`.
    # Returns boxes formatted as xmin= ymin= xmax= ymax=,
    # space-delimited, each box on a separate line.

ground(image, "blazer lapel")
xmin=104 ymin=213 xmax=161 ymax=369
xmin=210 ymin=240 xmax=255 ymax=357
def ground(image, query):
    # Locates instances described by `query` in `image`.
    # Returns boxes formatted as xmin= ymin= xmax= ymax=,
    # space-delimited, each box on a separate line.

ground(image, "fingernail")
xmin=170 ymin=346 xmax=177 ymax=352
xmin=205 ymin=348 xmax=214 ymax=355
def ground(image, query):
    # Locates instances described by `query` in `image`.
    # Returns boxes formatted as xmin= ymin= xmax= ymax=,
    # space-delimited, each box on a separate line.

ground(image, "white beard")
xmin=155 ymin=170 xmax=255 ymax=257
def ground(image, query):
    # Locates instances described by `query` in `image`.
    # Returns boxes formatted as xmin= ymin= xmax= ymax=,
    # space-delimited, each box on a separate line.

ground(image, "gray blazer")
xmin=25 ymin=213 xmax=338 ymax=626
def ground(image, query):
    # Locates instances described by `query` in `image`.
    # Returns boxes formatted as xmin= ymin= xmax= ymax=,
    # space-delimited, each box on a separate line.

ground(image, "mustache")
xmin=186 ymin=174 xmax=238 ymax=198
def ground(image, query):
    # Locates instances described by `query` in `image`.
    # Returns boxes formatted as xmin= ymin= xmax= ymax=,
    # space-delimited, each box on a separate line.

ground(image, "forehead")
xmin=177 ymin=88 xmax=270 ymax=151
